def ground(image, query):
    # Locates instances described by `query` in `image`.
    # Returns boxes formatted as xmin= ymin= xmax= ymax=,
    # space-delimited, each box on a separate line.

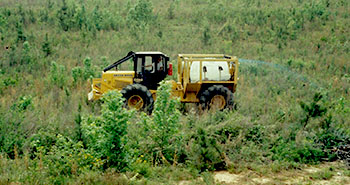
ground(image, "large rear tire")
xmin=199 ymin=85 xmax=234 ymax=111
xmin=120 ymin=84 xmax=154 ymax=113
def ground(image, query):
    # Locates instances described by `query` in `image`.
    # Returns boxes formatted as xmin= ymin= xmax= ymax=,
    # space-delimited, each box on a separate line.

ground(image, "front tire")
xmin=199 ymin=85 xmax=234 ymax=111
xmin=120 ymin=84 xmax=154 ymax=113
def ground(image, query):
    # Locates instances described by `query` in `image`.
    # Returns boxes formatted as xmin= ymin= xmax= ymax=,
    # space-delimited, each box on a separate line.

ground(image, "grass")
xmin=0 ymin=0 xmax=349 ymax=183
xmin=310 ymin=167 xmax=335 ymax=180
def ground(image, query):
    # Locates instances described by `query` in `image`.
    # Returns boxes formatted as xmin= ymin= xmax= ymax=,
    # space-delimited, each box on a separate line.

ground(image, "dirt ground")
xmin=179 ymin=162 xmax=350 ymax=185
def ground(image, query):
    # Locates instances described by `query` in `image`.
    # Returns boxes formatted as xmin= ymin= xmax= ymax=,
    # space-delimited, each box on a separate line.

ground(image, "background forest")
xmin=0 ymin=0 xmax=349 ymax=184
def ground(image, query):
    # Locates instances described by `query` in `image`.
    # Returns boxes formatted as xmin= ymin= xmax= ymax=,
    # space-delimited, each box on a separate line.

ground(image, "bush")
xmin=16 ymin=22 xmax=26 ymax=43
xmin=130 ymin=81 xmax=182 ymax=166
xmin=188 ymin=127 xmax=224 ymax=172
xmin=300 ymin=92 xmax=328 ymax=127
xmin=0 ymin=71 xmax=17 ymax=94
xmin=72 ymin=57 xmax=96 ymax=84
xmin=127 ymin=0 xmax=155 ymax=34
xmin=0 ymin=96 xmax=32 ymax=158
xmin=82 ymin=90 xmax=132 ymax=171
xmin=57 ymin=0 xmax=74 ymax=31
xmin=0 ymin=13 xmax=8 ymax=41
xmin=310 ymin=168 xmax=334 ymax=180
xmin=20 ymin=41 xmax=33 ymax=65
xmin=150 ymin=81 xmax=182 ymax=162
xmin=202 ymin=24 xmax=211 ymax=46
xmin=42 ymin=33 xmax=52 ymax=57
xmin=271 ymin=138 xmax=325 ymax=164
xmin=30 ymin=131 xmax=102 ymax=176
xmin=49 ymin=61 xmax=67 ymax=88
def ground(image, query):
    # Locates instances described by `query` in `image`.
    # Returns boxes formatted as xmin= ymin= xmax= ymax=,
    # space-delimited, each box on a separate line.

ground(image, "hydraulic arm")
xmin=103 ymin=51 xmax=135 ymax=72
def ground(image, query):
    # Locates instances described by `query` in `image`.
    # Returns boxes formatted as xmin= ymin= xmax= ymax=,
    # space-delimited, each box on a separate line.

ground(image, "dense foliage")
xmin=0 ymin=0 xmax=349 ymax=183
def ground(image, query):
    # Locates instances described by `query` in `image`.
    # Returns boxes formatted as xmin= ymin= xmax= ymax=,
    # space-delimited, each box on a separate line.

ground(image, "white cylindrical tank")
xmin=190 ymin=61 xmax=230 ymax=83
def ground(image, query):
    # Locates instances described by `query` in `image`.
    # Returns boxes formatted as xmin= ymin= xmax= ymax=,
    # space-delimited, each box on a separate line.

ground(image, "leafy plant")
xmin=271 ymin=138 xmax=325 ymax=164
xmin=202 ymin=24 xmax=211 ymax=46
xmin=57 ymin=0 xmax=73 ymax=31
xmin=31 ymin=131 xmax=102 ymax=176
xmin=127 ymin=0 xmax=155 ymax=33
xmin=71 ymin=66 xmax=83 ymax=84
xmin=16 ymin=21 xmax=26 ymax=43
xmin=168 ymin=2 xmax=176 ymax=19
xmin=188 ymin=127 xmax=223 ymax=172
xmin=71 ymin=57 xmax=96 ymax=84
xmin=300 ymin=92 xmax=328 ymax=127
xmin=11 ymin=95 xmax=33 ymax=112
xmin=127 ymin=81 xmax=182 ymax=167
xmin=0 ymin=96 xmax=32 ymax=158
xmin=310 ymin=168 xmax=334 ymax=180
xmin=82 ymin=90 xmax=132 ymax=171
xmin=49 ymin=61 xmax=67 ymax=88
xmin=42 ymin=33 xmax=52 ymax=57
xmin=20 ymin=41 xmax=33 ymax=65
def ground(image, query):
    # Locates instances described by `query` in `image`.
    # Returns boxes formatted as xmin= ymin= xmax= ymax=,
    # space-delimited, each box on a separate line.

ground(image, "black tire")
xmin=199 ymin=85 xmax=234 ymax=111
xmin=120 ymin=84 xmax=154 ymax=113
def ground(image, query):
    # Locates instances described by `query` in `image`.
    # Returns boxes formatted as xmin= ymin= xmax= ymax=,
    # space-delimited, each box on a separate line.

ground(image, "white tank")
xmin=190 ymin=61 xmax=230 ymax=83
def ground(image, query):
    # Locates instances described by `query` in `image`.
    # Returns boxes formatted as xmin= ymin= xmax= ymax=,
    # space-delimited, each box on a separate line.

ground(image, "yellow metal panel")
xmin=181 ymin=92 xmax=199 ymax=103
xmin=186 ymin=83 xmax=201 ymax=92
xmin=178 ymin=56 xmax=182 ymax=83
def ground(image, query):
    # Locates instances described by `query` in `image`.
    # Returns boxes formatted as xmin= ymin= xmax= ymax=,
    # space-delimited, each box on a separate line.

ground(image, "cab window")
xmin=145 ymin=56 xmax=155 ymax=73
xmin=156 ymin=56 xmax=165 ymax=72
xmin=136 ymin=57 xmax=142 ymax=74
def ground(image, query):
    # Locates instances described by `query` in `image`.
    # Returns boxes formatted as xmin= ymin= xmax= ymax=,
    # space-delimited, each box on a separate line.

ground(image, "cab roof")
xmin=135 ymin=51 xmax=167 ymax=56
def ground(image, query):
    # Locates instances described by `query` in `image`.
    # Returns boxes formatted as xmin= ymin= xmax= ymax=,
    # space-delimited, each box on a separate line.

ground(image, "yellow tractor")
xmin=88 ymin=51 xmax=239 ymax=112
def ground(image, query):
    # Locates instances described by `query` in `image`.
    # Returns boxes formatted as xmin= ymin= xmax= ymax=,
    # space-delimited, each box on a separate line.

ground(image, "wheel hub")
xmin=210 ymin=95 xmax=226 ymax=110
xmin=128 ymin=95 xmax=144 ymax=110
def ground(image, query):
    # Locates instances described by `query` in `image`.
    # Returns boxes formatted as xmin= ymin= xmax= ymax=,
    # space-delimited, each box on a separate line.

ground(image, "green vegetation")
xmin=310 ymin=167 xmax=335 ymax=180
xmin=0 ymin=0 xmax=349 ymax=183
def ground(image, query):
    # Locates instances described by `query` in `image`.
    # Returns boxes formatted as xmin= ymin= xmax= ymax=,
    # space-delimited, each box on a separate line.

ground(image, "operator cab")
xmin=103 ymin=51 xmax=170 ymax=90
xmin=134 ymin=52 xmax=169 ymax=90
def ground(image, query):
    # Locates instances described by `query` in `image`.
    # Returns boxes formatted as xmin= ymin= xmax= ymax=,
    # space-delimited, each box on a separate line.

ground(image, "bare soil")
xmin=179 ymin=162 xmax=350 ymax=185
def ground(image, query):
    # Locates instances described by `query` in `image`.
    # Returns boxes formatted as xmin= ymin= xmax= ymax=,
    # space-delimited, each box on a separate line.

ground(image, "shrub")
xmin=42 ymin=33 xmax=52 ymax=57
xmin=0 ymin=71 xmax=17 ymax=94
xmin=202 ymin=24 xmax=211 ymax=46
xmin=49 ymin=61 xmax=67 ymax=88
xmin=82 ymin=90 xmax=132 ymax=171
xmin=71 ymin=57 xmax=96 ymax=84
xmin=71 ymin=66 xmax=83 ymax=84
xmin=83 ymin=57 xmax=95 ymax=79
xmin=11 ymin=95 xmax=33 ymax=112
xmin=0 ymin=13 xmax=8 ymax=41
xmin=271 ymin=137 xmax=325 ymax=164
xmin=168 ymin=2 xmax=176 ymax=19
xmin=127 ymin=0 xmax=155 ymax=32
xmin=30 ymin=131 xmax=102 ymax=176
xmin=310 ymin=168 xmax=334 ymax=180
xmin=127 ymin=81 xmax=182 ymax=167
xmin=16 ymin=21 xmax=26 ymax=43
xmin=188 ymin=127 xmax=224 ymax=172
xmin=57 ymin=0 xmax=74 ymax=31
xmin=0 ymin=96 xmax=32 ymax=158
xmin=150 ymin=81 xmax=181 ymax=163
xmin=20 ymin=41 xmax=33 ymax=65
xmin=300 ymin=92 xmax=328 ymax=127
